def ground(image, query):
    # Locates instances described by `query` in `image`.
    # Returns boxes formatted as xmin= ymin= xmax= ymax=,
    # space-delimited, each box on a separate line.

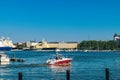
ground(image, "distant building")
xmin=26 ymin=41 xmax=38 ymax=49
xmin=16 ymin=42 xmax=26 ymax=49
xmin=113 ymin=33 xmax=120 ymax=47
xmin=25 ymin=39 xmax=78 ymax=50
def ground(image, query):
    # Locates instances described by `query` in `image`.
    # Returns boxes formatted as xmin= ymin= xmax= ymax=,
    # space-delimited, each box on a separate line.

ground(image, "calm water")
xmin=1 ymin=51 xmax=120 ymax=80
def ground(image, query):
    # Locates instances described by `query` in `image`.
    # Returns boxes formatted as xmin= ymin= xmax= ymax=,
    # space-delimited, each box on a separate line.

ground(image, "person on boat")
xmin=56 ymin=53 xmax=60 ymax=60
xmin=55 ymin=53 xmax=62 ymax=60
xmin=55 ymin=56 xmax=58 ymax=60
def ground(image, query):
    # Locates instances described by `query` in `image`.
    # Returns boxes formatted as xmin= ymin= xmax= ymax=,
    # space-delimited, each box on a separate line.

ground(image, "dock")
xmin=10 ymin=58 xmax=25 ymax=62
xmin=10 ymin=54 xmax=25 ymax=62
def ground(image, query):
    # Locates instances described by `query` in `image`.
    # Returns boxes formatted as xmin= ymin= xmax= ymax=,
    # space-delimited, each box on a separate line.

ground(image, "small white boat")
xmin=46 ymin=53 xmax=72 ymax=66
xmin=0 ymin=53 xmax=10 ymax=64
xmin=55 ymin=49 xmax=61 ymax=52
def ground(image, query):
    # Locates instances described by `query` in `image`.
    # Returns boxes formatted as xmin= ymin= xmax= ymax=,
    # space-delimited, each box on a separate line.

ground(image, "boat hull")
xmin=0 ymin=61 xmax=10 ymax=65
xmin=46 ymin=59 xmax=72 ymax=66
xmin=54 ymin=60 xmax=72 ymax=66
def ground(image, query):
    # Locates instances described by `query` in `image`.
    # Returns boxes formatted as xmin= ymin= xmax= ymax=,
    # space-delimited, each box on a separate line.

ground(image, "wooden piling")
xmin=105 ymin=68 xmax=109 ymax=80
xmin=18 ymin=72 xmax=22 ymax=80
xmin=66 ymin=70 xmax=70 ymax=80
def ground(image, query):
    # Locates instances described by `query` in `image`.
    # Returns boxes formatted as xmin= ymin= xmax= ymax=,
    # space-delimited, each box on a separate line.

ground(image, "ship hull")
xmin=0 ymin=47 xmax=12 ymax=51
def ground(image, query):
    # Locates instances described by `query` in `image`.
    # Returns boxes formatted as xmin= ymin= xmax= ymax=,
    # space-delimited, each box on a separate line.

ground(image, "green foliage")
xmin=77 ymin=40 xmax=118 ymax=50
xmin=17 ymin=43 xmax=26 ymax=49
xmin=17 ymin=45 xmax=24 ymax=49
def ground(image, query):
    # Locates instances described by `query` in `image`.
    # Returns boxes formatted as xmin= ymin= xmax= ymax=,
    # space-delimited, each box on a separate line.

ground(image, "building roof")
xmin=114 ymin=33 xmax=120 ymax=37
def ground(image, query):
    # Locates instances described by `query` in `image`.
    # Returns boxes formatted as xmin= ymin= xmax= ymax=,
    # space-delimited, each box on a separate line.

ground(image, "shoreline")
xmin=10 ymin=49 xmax=119 ymax=52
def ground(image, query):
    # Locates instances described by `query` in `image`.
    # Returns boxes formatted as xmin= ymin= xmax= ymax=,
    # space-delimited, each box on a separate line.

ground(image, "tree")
xmin=77 ymin=40 xmax=118 ymax=50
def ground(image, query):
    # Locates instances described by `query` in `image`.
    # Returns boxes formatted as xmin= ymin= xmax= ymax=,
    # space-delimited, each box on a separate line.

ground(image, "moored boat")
xmin=46 ymin=53 xmax=72 ymax=66
xmin=0 ymin=53 xmax=10 ymax=64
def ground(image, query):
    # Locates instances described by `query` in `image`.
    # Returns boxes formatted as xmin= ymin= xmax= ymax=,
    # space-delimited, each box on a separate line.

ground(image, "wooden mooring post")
xmin=105 ymin=68 xmax=109 ymax=80
xmin=18 ymin=72 xmax=23 ymax=80
xmin=66 ymin=70 xmax=70 ymax=80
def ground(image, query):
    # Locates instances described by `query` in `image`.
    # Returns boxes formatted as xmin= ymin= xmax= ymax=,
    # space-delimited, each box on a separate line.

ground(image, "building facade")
xmin=26 ymin=39 xmax=78 ymax=50
xmin=113 ymin=33 xmax=120 ymax=47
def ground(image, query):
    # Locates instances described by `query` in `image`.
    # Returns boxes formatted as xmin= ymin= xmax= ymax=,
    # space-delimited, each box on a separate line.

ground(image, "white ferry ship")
xmin=0 ymin=37 xmax=15 ymax=51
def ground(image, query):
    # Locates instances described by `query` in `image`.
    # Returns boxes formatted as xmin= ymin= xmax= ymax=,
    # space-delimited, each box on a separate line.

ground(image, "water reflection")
xmin=48 ymin=65 xmax=71 ymax=73
xmin=0 ymin=67 xmax=11 ymax=76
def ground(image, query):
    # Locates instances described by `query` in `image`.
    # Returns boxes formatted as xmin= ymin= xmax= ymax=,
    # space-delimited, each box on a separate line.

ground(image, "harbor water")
xmin=1 ymin=51 xmax=120 ymax=80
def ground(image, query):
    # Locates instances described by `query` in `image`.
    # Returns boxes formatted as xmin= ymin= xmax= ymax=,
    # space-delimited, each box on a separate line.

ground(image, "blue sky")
xmin=0 ymin=0 xmax=120 ymax=42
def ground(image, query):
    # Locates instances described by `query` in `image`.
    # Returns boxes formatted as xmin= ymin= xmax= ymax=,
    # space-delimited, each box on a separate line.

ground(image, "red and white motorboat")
xmin=46 ymin=53 xmax=72 ymax=66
